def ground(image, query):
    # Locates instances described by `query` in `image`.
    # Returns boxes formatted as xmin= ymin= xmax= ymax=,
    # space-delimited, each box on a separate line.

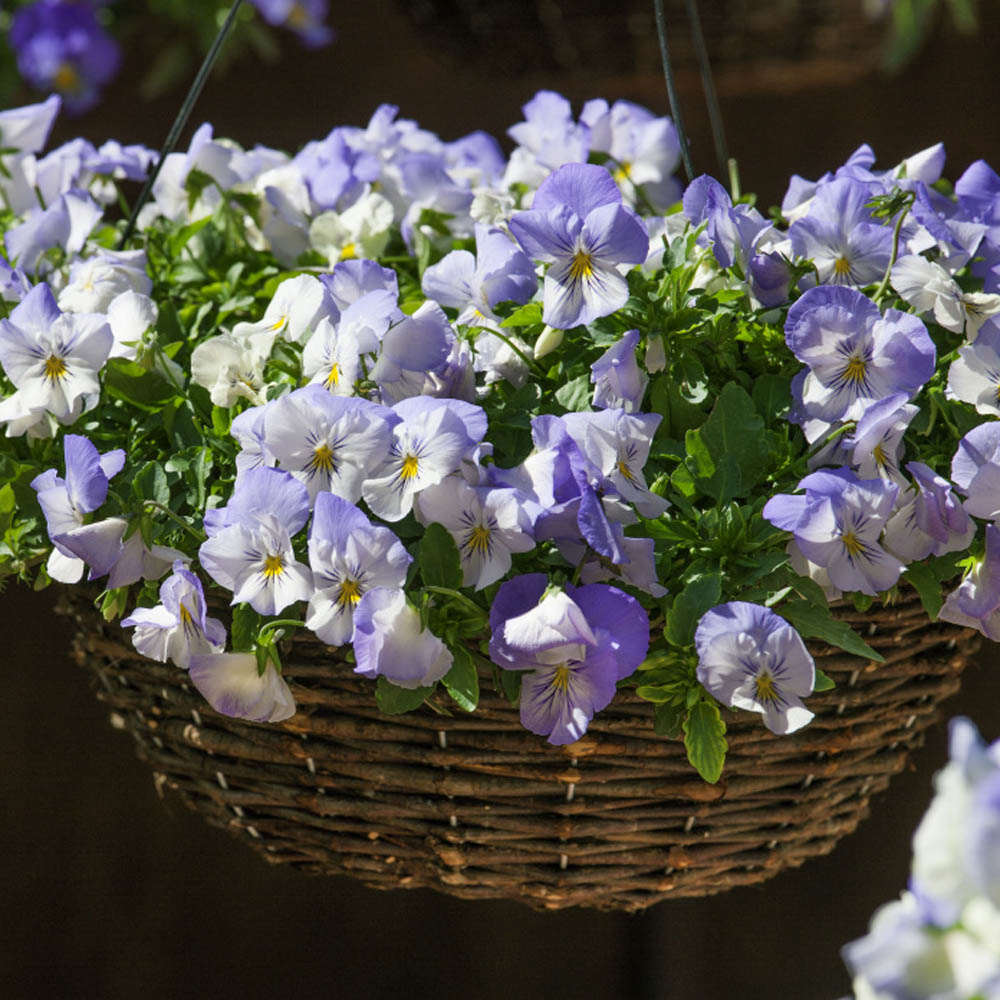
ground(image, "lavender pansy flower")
xmin=199 ymin=512 xmax=313 ymax=617
xmin=788 ymin=175 xmax=892 ymax=286
xmin=763 ymin=468 xmax=905 ymax=595
xmin=58 ymin=249 xmax=152 ymax=315
xmin=0 ymin=283 xmax=112 ymax=427
xmin=188 ymin=652 xmax=296 ymax=724
xmin=370 ymin=300 xmax=454 ymax=404
xmin=947 ymin=321 xmax=1000 ymax=417
xmin=415 ymin=477 xmax=536 ymax=590
xmin=5 ymin=189 xmax=103 ymax=276
xmin=939 ymin=524 xmax=1000 ymax=641
xmin=845 ymin=393 xmax=918 ymax=483
xmin=695 ymin=602 xmax=815 ymax=735
xmin=506 ymin=90 xmax=589 ymax=175
xmin=351 ymin=588 xmax=453 ymax=690
xmin=560 ymin=408 xmax=668 ymax=517
xmin=262 ymin=385 xmax=396 ymax=505
xmin=583 ymin=98 xmax=681 ymax=212
xmin=590 ymin=329 xmax=648 ymax=413
xmin=10 ymin=1 xmax=121 ymax=113
xmin=122 ymin=562 xmax=226 ymax=670
xmin=784 ymin=284 xmax=935 ymax=433
xmin=952 ymin=421 xmax=1000 ymax=524
xmin=306 ymin=493 xmax=412 ymax=647
xmin=883 ymin=462 xmax=976 ymax=562
xmin=361 ymin=396 xmax=487 ymax=521
xmin=509 ymin=162 xmax=648 ymax=329
xmin=250 ymin=0 xmax=333 ymax=47
xmin=488 ymin=574 xmax=650 ymax=745
xmin=30 ymin=432 xmax=124 ymax=582
xmin=203 ymin=466 xmax=310 ymax=539
xmin=54 ymin=515 xmax=187 ymax=588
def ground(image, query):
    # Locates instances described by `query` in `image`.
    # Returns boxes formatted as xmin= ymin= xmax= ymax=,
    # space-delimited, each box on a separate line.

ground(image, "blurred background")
xmin=2 ymin=1 xmax=1000 ymax=997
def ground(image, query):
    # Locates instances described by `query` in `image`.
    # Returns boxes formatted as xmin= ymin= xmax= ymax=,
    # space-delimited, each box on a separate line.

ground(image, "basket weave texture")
xmin=63 ymin=586 xmax=976 ymax=912
xmin=399 ymin=0 xmax=884 ymax=92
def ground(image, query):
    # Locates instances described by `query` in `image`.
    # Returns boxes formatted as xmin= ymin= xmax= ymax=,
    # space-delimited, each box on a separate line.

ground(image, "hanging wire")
xmin=117 ymin=0 xmax=246 ymax=249
xmin=652 ymin=0 xmax=695 ymax=183
xmin=682 ymin=0 xmax=730 ymax=187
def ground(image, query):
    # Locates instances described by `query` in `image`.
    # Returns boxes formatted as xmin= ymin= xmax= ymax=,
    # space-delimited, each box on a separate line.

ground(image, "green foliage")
xmin=376 ymin=676 xmax=436 ymax=715
xmin=683 ymin=701 xmax=728 ymax=783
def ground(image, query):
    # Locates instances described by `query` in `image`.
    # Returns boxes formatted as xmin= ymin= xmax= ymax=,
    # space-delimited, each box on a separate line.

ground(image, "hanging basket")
xmin=61 ymin=586 xmax=977 ymax=912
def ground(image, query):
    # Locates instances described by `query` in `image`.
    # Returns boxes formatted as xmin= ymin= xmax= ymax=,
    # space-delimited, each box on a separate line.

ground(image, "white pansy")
xmin=309 ymin=189 xmax=394 ymax=267
xmin=190 ymin=333 xmax=269 ymax=408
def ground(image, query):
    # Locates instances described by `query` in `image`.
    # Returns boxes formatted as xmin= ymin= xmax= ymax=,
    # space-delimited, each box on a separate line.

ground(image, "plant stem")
xmin=117 ymin=0 xmax=246 ymax=249
xmin=423 ymin=585 xmax=488 ymax=620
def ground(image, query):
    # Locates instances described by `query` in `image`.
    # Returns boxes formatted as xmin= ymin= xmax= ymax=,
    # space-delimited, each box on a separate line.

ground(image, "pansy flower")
xmin=488 ymin=574 xmax=649 ymax=745
xmin=695 ymin=601 xmax=815 ymax=735
xmin=509 ymin=162 xmax=648 ymax=329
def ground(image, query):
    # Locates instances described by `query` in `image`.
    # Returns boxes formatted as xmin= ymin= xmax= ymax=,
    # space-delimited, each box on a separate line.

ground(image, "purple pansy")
xmin=763 ymin=468 xmax=905 ymax=596
xmin=788 ymin=175 xmax=892 ymax=286
xmin=952 ymin=421 xmax=1000 ymax=524
xmin=122 ymin=562 xmax=226 ymax=670
xmin=590 ymin=329 xmax=648 ymax=413
xmin=509 ymin=163 xmax=648 ymax=329
xmin=351 ymin=587 xmax=453 ymax=690
xmin=695 ymin=602 xmax=815 ymax=735
xmin=488 ymin=574 xmax=649 ymax=745
xmin=306 ymin=493 xmax=412 ymax=647
xmin=30 ymin=432 xmax=124 ymax=582
xmin=939 ymin=524 xmax=1000 ymax=641
xmin=784 ymin=284 xmax=935 ymax=434
xmin=188 ymin=652 xmax=296 ymax=723
xmin=249 ymin=0 xmax=333 ymax=47
xmin=10 ymin=1 xmax=121 ymax=112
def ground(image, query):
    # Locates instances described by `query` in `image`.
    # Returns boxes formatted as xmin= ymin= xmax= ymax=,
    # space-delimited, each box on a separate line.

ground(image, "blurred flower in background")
xmin=0 ymin=0 xmax=335 ymax=114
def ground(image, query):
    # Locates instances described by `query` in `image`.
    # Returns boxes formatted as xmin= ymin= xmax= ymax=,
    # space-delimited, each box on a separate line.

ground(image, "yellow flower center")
xmin=44 ymin=355 xmax=68 ymax=380
xmin=754 ymin=671 xmax=778 ymax=705
xmin=325 ymin=362 xmax=340 ymax=388
xmin=336 ymin=579 xmax=362 ymax=608
xmin=339 ymin=242 xmax=357 ymax=261
xmin=270 ymin=315 xmax=288 ymax=332
xmin=833 ymin=256 xmax=851 ymax=276
xmin=616 ymin=458 xmax=638 ymax=485
xmin=613 ymin=161 xmax=633 ymax=184
xmin=287 ymin=2 xmax=309 ymax=28
xmin=842 ymin=531 xmax=864 ymax=557
xmin=465 ymin=523 xmax=491 ymax=555
xmin=179 ymin=603 xmax=193 ymax=624
xmin=569 ymin=250 xmax=594 ymax=282
xmin=263 ymin=554 xmax=285 ymax=578
xmin=551 ymin=665 xmax=572 ymax=692
xmin=872 ymin=443 xmax=888 ymax=469
xmin=843 ymin=355 xmax=867 ymax=385
xmin=311 ymin=443 xmax=335 ymax=473
xmin=400 ymin=454 xmax=419 ymax=480
xmin=53 ymin=63 xmax=80 ymax=94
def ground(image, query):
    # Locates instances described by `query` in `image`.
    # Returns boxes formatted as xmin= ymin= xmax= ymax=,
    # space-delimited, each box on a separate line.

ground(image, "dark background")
xmin=3 ymin=2 xmax=1000 ymax=998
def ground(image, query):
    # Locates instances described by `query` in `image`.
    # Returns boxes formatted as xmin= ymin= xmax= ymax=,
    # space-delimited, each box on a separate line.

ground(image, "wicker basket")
xmin=397 ymin=0 xmax=885 ymax=93
xmin=61 ymin=586 xmax=977 ymax=912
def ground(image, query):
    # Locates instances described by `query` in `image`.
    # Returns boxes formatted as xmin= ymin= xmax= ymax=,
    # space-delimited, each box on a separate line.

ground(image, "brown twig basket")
xmin=61 ymin=586 xmax=977 ymax=912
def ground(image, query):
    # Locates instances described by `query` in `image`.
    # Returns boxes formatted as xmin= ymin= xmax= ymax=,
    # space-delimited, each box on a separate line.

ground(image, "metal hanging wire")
xmin=117 ymin=0 xmax=246 ymax=249
xmin=653 ymin=0 xmax=733 ymax=190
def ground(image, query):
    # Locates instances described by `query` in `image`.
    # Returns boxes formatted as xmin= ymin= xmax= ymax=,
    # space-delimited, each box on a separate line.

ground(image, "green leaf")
xmin=231 ymin=604 xmax=262 ymax=653
xmin=684 ymin=428 xmax=715 ymax=478
xmin=636 ymin=684 xmax=678 ymax=704
xmin=376 ymin=676 xmax=435 ymax=715
xmin=500 ymin=301 xmax=543 ymax=328
xmin=813 ymin=669 xmax=836 ymax=693
xmin=904 ymin=563 xmax=943 ymax=622
xmin=132 ymin=461 xmax=170 ymax=507
xmin=442 ymin=645 xmax=479 ymax=712
xmin=695 ymin=382 xmax=769 ymax=500
xmin=102 ymin=357 xmax=178 ymax=410
xmin=554 ymin=373 xmax=592 ymax=411
xmin=653 ymin=702 xmax=685 ymax=739
xmin=666 ymin=573 xmax=722 ymax=646
xmin=683 ymin=701 xmax=728 ymax=783
xmin=0 ymin=483 xmax=15 ymax=536
xmin=780 ymin=598 xmax=885 ymax=662
xmin=751 ymin=373 xmax=792 ymax=424
xmin=419 ymin=522 xmax=463 ymax=589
